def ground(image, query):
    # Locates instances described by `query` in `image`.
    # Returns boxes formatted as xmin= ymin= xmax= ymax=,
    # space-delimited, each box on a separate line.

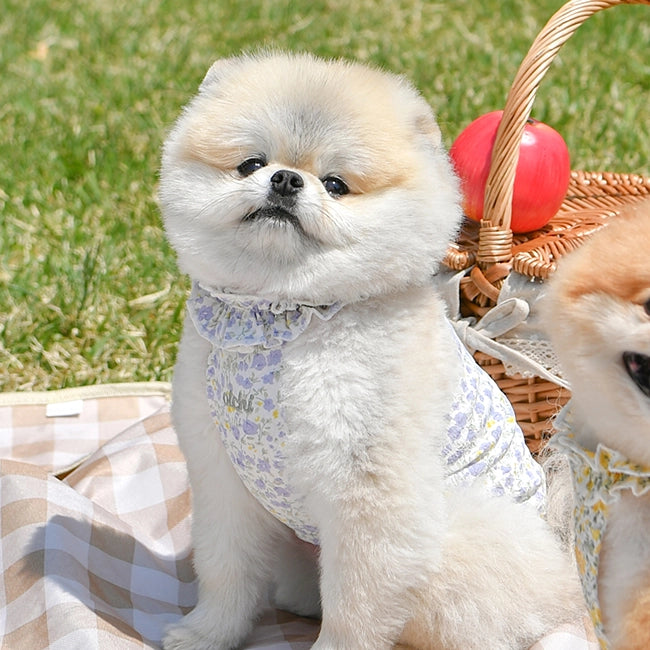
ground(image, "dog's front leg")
xmin=307 ymin=447 xmax=446 ymax=650
xmin=163 ymin=317 xmax=283 ymax=650
xmin=164 ymin=442 xmax=281 ymax=650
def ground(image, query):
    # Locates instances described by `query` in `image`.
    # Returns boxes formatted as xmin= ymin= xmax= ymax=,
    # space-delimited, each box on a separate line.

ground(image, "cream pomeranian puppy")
xmin=545 ymin=200 xmax=650 ymax=650
xmin=159 ymin=52 xmax=581 ymax=650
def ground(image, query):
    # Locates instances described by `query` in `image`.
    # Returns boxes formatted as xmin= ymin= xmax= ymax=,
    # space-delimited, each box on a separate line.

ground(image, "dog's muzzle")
xmin=243 ymin=206 xmax=305 ymax=235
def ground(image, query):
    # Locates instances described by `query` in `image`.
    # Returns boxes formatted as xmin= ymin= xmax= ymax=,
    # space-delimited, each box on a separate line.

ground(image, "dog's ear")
xmin=199 ymin=59 xmax=236 ymax=93
xmin=395 ymin=78 xmax=443 ymax=149
xmin=198 ymin=51 xmax=273 ymax=94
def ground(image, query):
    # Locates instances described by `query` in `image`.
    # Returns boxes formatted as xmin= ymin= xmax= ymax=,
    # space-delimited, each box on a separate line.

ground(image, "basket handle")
xmin=478 ymin=0 xmax=649 ymax=265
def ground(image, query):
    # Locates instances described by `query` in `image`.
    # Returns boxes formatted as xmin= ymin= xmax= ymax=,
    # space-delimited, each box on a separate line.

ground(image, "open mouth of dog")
xmin=623 ymin=351 xmax=650 ymax=398
xmin=243 ymin=206 xmax=305 ymax=235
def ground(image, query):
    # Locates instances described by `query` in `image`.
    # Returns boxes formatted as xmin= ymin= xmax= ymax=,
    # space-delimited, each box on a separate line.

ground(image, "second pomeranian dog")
xmin=159 ymin=52 xmax=581 ymax=650
xmin=545 ymin=200 xmax=650 ymax=650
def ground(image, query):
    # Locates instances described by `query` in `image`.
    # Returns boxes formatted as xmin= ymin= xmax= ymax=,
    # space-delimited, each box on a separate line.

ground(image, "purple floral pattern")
xmin=189 ymin=283 xmax=342 ymax=544
xmin=443 ymin=329 xmax=546 ymax=514
xmin=188 ymin=283 xmax=343 ymax=351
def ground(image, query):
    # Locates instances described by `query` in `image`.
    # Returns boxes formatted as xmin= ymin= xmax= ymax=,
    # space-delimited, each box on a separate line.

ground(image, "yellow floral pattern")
xmin=553 ymin=405 xmax=650 ymax=649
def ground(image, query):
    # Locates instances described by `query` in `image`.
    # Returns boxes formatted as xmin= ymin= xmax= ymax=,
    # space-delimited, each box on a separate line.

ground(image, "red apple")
xmin=449 ymin=110 xmax=571 ymax=233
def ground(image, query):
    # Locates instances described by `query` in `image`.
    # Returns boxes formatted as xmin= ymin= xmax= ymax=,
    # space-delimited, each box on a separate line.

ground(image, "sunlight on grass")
xmin=1 ymin=0 xmax=648 ymax=390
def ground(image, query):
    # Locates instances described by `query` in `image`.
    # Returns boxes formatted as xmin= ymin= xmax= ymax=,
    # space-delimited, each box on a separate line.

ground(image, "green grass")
xmin=1 ymin=0 xmax=649 ymax=391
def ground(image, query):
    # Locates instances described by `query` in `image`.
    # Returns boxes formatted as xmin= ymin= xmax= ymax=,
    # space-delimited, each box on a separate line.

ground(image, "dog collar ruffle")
xmin=552 ymin=405 xmax=650 ymax=648
xmin=188 ymin=282 xmax=344 ymax=349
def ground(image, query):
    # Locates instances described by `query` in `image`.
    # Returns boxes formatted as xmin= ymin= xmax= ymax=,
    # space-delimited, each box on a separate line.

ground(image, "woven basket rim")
xmin=444 ymin=169 xmax=650 ymax=279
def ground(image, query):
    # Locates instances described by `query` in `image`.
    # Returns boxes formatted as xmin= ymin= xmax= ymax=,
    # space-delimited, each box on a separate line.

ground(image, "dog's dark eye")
xmin=644 ymin=298 xmax=650 ymax=317
xmin=237 ymin=157 xmax=267 ymax=177
xmin=322 ymin=176 xmax=349 ymax=197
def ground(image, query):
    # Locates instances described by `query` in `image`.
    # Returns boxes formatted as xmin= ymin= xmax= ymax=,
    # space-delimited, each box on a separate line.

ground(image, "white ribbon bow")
xmin=436 ymin=269 xmax=570 ymax=389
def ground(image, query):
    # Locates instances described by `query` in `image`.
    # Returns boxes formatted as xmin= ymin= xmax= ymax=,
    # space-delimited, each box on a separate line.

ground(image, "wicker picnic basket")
xmin=443 ymin=0 xmax=650 ymax=452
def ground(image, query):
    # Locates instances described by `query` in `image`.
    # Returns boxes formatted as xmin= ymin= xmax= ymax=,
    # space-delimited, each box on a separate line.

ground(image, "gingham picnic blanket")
xmin=0 ymin=383 xmax=596 ymax=649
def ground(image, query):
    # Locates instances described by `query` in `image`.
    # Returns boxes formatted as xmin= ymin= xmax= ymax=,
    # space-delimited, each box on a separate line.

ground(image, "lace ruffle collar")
xmin=187 ymin=282 xmax=344 ymax=349
xmin=552 ymin=405 xmax=650 ymax=504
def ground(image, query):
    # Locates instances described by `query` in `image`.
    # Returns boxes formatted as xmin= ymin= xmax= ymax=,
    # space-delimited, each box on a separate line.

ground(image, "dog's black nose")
xmin=270 ymin=170 xmax=304 ymax=197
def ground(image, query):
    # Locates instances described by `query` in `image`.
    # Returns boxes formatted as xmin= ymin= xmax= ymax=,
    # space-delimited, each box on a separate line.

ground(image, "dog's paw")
xmin=162 ymin=620 xmax=229 ymax=650
xmin=162 ymin=604 xmax=254 ymax=650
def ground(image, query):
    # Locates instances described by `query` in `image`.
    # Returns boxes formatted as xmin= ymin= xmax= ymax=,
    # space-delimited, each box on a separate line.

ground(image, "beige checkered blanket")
xmin=0 ymin=383 xmax=596 ymax=649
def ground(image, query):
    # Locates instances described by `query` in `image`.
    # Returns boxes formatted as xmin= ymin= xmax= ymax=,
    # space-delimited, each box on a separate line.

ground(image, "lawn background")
xmin=1 ymin=0 xmax=648 ymax=391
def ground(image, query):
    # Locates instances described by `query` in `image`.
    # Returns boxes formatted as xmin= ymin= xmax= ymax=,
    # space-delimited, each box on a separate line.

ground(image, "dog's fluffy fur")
xmin=159 ymin=52 xmax=581 ymax=650
xmin=544 ymin=199 xmax=650 ymax=649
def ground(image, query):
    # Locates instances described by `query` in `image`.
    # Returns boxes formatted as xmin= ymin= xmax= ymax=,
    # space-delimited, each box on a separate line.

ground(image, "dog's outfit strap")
xmin=552 ymin=405 xmax=650 ymax=648
xmin=443 ymin=326 xmax=547 ymax=514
